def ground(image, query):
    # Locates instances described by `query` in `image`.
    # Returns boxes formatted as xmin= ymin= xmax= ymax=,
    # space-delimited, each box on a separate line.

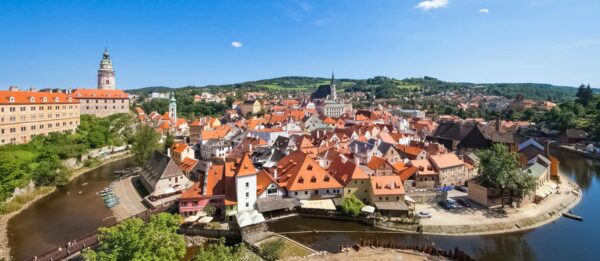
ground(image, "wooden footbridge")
xmin=28 ymin=200 xmax=177 ymax=261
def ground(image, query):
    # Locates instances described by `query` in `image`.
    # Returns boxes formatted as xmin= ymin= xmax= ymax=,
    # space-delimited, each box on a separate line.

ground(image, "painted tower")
xmin=97 ymin=48 xmax=116 ymax=90
xmin=169 ymin=92 xmax=177 ymax=121
xmin=329 ymin=72 xmax=337 ymax=101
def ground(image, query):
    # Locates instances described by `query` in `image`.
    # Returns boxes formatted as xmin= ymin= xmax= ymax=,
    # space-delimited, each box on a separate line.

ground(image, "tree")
xmin=32 ymin=151 xmax=71 ymax=186
xmin=340 ymin=195 xmax=364 ymax=217
xmin=576 ymin=84 xmax=593 ymax=107
xmin=82 ymin=213 xmax=185 ymax=261
xmin=203 ymin=204 xmax=216 ymax=217
xmin=475 ymin=144 xmax=535 ymax=208
xmin=193 ymin=238 xmax=258 ymax=261
xmin=132 ymin=125 xmax=160 ymax=166
xmin=163 ymin=132 xmax=174 ymax=153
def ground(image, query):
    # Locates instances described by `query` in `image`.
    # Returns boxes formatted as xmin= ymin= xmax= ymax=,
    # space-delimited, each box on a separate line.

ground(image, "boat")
xmin=562 ymin=212 xmax=583 ymax=221
xmin=571 ymin=189 xmax=579 ymax=196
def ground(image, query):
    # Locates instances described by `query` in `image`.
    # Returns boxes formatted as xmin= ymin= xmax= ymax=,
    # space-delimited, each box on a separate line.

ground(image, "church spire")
xmin=329 ymin=71 xmax=337 ymax=101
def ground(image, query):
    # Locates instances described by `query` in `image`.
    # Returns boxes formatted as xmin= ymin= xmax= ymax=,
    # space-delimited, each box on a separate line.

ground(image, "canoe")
xmin=562 ymin=212 xmax=583 ymax=221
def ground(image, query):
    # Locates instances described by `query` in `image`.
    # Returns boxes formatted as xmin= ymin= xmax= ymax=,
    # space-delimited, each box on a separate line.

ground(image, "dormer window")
xmin=307 ymin=165 xmax=313 ymax=171
xmin=9 ymin=97 xmax=15 ymax=103
xmin=324 ymin=176 xmax=330 ymax=182
xmin=76 ymin=94 xmax=81 ymax=97
xmin=298 ymin=177 xmax=304 ymax=183
xmin=42 ymin=97 xmax=48 ymax=103
xmin=68 ymin=97 xmax=72 ymax=102
xmin=92 ymin=93 xmax=96 ymax=97
xmin=30 ymin=97 xmax=35 ymax=103
xmin=310 ymin=176 xmax=317 ymax=183
xmin=54 ymin=97 xmax=59 ymax=102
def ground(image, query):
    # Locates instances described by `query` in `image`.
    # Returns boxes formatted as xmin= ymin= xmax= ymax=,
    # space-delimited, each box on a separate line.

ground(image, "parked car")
xmin=457 ymin=198 xmax=471 ymax=207
xmin=455 ymin=186 xmax=468 ymax=193
xmin=438 ymin=199 xmax=457 ymax=210
xmin=416 ymin=211 xmax=432 ymax=218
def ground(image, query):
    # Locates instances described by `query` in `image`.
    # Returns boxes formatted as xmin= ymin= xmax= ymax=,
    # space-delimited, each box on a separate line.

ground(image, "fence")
xmin=28 ymin=200 xmax=177 ymax=261
xmin=349 ymin=238 xmax=477 ymax=261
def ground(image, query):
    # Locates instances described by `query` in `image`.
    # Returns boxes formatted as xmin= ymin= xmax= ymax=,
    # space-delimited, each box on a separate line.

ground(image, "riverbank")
xmin=290 ymin=247 xmax=435 ymax=261
xmin=376 ymin=173 xmax=582 ymax=236
xmin=0 ymin=151 xmax=133 ymax=261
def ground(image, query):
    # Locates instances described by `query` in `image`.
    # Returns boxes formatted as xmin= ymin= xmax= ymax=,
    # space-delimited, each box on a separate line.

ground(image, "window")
xmin=245 ymin=202 xmax=249 ymax=207
xmin=315 ymin=190 xmax=318 ymax=194
xmin=245 ymin=192 xmax=249 ymax=198
xmin=294 ymin=192 xmax=298 ymax=196
xmin=245 ymin=182 xmax=249 ymax=188
xmin=379 ymin=197 xmax=382 ymax=200
xmin=304 ymin=191 xmax=308 ymax=195
xmin=348 ymin=189 xmax=351 ymax=193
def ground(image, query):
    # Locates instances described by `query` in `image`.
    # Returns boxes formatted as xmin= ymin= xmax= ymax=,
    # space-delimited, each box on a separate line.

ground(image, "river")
xmin=7 ymin=149 xmax=600 ymax=261
xmin=269 ymin=149 xmax=600 ymax=261
xmin=7 ymin=157 xmax=136 ymax=261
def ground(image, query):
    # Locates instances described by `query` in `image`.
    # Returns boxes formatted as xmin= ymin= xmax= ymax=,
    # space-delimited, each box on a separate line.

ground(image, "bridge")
xmin=28 ymin=200 xmax=177 ymax=261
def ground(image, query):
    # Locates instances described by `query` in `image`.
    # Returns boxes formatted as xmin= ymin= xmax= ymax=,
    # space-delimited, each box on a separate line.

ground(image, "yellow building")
xmin=328 ymin=156 xmax=371 ymax=204
xmin=0 ymin=88 xmax=80 ymax=145
xmin=240 ymin=100 xmax=261 ymax=115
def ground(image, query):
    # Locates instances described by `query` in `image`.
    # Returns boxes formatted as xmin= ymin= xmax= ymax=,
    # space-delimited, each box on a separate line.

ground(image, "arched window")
xmin=30 ymin=97 xmax=35 ymax=103
xmin=9 ymin=97 xmax=15 ymax=103
xmin=42 ymin=97 xmax=48 ymax=102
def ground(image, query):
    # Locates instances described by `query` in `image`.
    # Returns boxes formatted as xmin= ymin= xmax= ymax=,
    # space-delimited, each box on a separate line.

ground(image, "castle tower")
xmin=97 ymin=48 xmax=116 ymax=90
xmin=169 ymin=92 xmax=177 ymax=121
xmin=329 ymin=72 xmax=337 ymax=101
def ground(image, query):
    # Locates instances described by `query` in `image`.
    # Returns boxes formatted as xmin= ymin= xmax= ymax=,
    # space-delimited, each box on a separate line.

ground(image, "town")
xmin=1 ymin=48 xmax=594 ymax=261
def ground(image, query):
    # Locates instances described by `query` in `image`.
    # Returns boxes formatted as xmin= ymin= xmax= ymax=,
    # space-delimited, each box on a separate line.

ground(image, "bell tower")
xmin=97 ymin=48 xmax=116 ymax=90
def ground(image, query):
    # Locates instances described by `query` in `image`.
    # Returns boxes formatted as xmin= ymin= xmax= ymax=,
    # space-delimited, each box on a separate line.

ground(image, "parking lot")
xmin=414 ymin=183 xmax=579 ymax=228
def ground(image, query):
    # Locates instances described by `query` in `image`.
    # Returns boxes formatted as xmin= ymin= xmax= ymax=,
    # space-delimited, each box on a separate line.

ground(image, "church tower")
xmin=169 ymin=92 xmax=177 ymax=121
xmin=97 ymin=48 xmax=116 ymax=90
xmin=329 ymin=72 xmax=337 ymax=101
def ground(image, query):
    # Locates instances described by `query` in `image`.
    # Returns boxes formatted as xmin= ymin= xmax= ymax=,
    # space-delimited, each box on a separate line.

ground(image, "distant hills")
xmin=127 ymin=76 xmax=596 ymax=102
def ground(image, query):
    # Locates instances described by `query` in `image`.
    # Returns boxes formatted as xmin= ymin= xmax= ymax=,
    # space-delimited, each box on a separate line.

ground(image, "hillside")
xmin=127 ymin=76 xmax=592 ymax=102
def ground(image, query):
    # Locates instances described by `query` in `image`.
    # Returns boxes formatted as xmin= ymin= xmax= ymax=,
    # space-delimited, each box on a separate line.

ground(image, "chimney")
xmin=167 ymin=148 xmax=171 ymax=158
xmin=496 ymin=117 xmax=501 ymax=132
xmin=29 ymin=87 xmax=38 ymax=92
xmin=274 ymin=168 xmax=278 ymax=179
xmin=8 ymin=86 xmax=19 ymax=92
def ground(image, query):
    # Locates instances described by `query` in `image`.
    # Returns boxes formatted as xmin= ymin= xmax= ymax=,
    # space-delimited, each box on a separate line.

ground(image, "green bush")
xmin=260 ymin=238 xmax=284 ymax=260
xmin=340 ymin=195 xmax=365 ymax=217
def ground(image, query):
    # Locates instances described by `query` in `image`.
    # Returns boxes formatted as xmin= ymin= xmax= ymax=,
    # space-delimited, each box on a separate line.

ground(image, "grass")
xmin=256 ymin=84 xmax=312 ymax=91
xmin=0 ymin=186 xmax=55 ymax=215
xmin=258 ymin=236 xmax=312 ymax=259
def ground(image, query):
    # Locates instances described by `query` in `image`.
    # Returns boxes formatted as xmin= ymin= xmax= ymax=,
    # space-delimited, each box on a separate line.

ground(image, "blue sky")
xmin=1 ymin=0 xmax=599 ymax=89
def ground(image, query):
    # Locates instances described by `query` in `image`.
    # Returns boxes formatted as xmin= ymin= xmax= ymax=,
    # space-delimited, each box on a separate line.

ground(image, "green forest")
xmin=0 ymin=113 xmax=135 ymax=204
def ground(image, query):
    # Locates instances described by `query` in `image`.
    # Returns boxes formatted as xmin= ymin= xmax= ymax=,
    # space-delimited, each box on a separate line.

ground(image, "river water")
xmin=7 ymin=157 xmax=136 ymax=261
xmin=7 ymin=149 xmax=600 ymax=261
xmin=269 ymin=149 xmax=600 ymax=261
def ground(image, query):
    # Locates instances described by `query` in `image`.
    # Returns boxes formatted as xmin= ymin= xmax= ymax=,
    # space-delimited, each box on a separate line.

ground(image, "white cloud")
xmin=479 ymin=8 xmax=489 ymax=13
xmin=416 ymin=0 xmax=448 ymax=11
xmin=231 ymin=41 xmax=243 ymax=48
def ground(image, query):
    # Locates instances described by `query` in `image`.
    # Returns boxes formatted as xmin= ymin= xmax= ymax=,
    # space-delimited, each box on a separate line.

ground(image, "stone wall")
xmin=406 ymin=190 xmax=447 ymax=204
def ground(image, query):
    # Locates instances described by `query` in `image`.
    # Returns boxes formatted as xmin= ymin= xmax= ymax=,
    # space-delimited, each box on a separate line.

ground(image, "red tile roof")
xmin=370 ymin=175 xmax=405 ymax=196
xmin=72 ymin=89 xmax=128 ymax=99
xmin=0 ymin=91 xmax=79 ymax=105
xmin=275 ymin=151 xmax=342 ymax=191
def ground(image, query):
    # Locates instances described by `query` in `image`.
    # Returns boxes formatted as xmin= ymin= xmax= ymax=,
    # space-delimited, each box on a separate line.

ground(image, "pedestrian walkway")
xmin=112 ymin=176 xmax=147 ymax=220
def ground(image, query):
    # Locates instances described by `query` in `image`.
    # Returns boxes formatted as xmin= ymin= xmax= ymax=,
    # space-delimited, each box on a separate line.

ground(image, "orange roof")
xmin=0 ymin=90 xmax=79 ymax=105
xmin=189 ymin=119 xmax=201 ymax=127
xmin=429 ymin=153 xmax=464 ymax=169
xmin=275 ymin=151 xmax=342 ymax=191
xmin=235 ymin=154 xmax=257 ymax=177
xmin=399 ymin=166 xmax=417 ymax=181
xmin=172 ymin=143 xmax=188 ymax=154
xmin=179 ymin=157 xmax=198 ymax=173
xmin=396 ymin=145 xmax=423 ymax=157
xmin=322 ymin=117 xmax=337 ymax=125
xmin=355 ymin=114 xmax=368 ymax=121
xmin=370 ymin=175 xmax=405 ymax=196
xmin=256 ymin=169 xmax=278 ymax=196
xmin=366 ymin=156 xmax=387 ymax=170
xmin=180 ymin=182 xmax=203 ymax=200
xmin=72 ymin=89 xmax=128 ymax=99
xmin=410 ymin=159 xmax=437 ymax=175
xmin=378 ymin=132 xmax=396 ymax=144
xmin=329 ymin=156 xmax=369 ymax=186
xmin=176 ymin=118 xmax=188 ymax=127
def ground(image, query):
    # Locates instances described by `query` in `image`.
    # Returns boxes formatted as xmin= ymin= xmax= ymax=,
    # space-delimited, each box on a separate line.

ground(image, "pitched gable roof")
xmin=275 ymin=151 xmax=342 ymax=191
